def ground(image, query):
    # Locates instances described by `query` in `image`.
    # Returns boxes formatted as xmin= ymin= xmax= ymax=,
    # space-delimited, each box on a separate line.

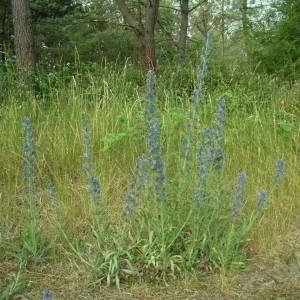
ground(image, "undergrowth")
xmin=0 ymin=38 xmax=299 ymax=297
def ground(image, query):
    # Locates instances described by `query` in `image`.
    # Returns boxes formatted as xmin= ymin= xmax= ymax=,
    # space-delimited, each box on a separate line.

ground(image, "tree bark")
xmin=144 ymin=0 xmax=159 ymax=69
xmin=11 ymin=0 xmax=35 ymax=72
xmin=115 ymin=0 xmax=160 ymax=69
xmin=178 ymin=0 xmax=189 ymax=64
xmin=0 ymin=1 xmax=7 ymax=62
xmin=241 ymin=0 xmax=250 ymax=55
xmin=221 ymin=0 xmax=225 ymax=58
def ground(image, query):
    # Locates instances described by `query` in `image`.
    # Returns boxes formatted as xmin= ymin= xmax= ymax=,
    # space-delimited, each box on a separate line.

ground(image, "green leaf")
xmin=122 ymin=268 xmax=135 ymax=275
xmin=278 ymin=120 xmax=295 ymax=132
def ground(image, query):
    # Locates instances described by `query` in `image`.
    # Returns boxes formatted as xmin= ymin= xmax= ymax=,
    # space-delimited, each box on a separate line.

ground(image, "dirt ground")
xmin=2 ymin=226 xmax=299 ymax=300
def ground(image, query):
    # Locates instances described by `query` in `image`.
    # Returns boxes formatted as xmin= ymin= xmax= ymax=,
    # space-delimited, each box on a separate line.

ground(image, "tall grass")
xmin=0 ymin=49 xmax=299 ymax=294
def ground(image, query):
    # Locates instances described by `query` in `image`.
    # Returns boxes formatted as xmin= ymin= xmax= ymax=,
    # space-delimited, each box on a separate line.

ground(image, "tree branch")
xmin=114 ymin=0 xmax=143 ymax=33
xmin=188 ymin=0 xmax=208 ymax=13
xmin=157 ymin=19 xmax=178 ymax=49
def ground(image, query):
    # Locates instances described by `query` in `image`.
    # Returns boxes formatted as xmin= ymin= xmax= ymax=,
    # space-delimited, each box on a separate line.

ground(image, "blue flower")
xmin=41 ymin=289 xmax=53 ymax=300
xmin=81 ymin=121 xmax=101 ymax=202
xmin=181 ymin=33 xmax=211 ymax=171
xmin=45 ymin=177 xmax=57 ymax=209
xmin=256 ymin=189 xmax=268 ymax=208
xmin=213 ymin=96 xmax=225 ymax=141
xmin=194 ymin=127 xmax=214 ymax=203
xmin=231 ymin=171 xmax=247 ymax=217
xmin=144 ymin=70 xmax=166 ymax=202
xmin=272 ymin=158 xmax=284 ymax=188
xmin=211 ymin=96 xmax=225 ymax=168
xmin=190 ymin=31 xmax=211 ymax=101
xmin=21 ymin=116 xmax=37 ymax=196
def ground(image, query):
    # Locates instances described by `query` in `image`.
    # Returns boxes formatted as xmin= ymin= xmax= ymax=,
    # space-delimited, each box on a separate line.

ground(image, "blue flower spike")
xmin=144 ymin=70 xmax=166 ymax=202
xmin=21 ymin=116 xmax=37 ymax=196
xmin=256 ymin=189 xmax=268 ymax=208
xmin=81 ymin=121 xmax=101 ymax=202
xmin=231 ymin=171 xmax=247 ymax=217
xmin=273 ymin=158 xmax=285 ymax=188
xmin=41 ymin=289 xmax=53 ymax=300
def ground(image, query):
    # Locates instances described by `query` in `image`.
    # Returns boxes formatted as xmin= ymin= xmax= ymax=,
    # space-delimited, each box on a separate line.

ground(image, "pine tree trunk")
xmin=11 ymin=0 xmax=35 ymax=73
xmin=241 ymin=0 xmax=250 ymax=56
xmin=178 ymin=0 xmax=189 ymax=64
xmin=144 ymin=0 xmax=159 ymax=69
xmin=0 ymin=3 xmax=6 ymax=62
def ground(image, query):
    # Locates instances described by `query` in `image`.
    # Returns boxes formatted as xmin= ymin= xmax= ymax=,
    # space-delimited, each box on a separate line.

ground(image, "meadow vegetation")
xmin=0 ymin=45 xmax=299 ymax=299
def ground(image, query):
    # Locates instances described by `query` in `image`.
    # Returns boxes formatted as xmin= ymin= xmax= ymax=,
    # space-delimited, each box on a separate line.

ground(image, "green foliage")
xmin=2 ymin=0 xmax=300 ymax=81
xmin=0 ymin=261 xmax=28 ymax=300
xmin=251 ymin=0 xmax=300 ymax=79
xmin=101 ymin=131 xmax=136 ymax=152
xmin=30 ymin=0 xmax=79 ymax=19
xmin=97 ymin=29 xmax=135 ymax=62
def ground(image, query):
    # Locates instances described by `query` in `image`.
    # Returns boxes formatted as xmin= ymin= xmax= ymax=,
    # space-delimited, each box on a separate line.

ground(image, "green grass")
xmin=0 ymin=62 xmax=299 ymax=297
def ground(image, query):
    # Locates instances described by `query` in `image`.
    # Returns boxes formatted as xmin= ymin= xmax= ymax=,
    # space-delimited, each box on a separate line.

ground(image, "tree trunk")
xmin=178 ymin=0 xmax=189 ymax=64
xmin=220 ymin=0 xmax=225 ymax=58
xmin=0 ymin=2 xmax=7 ymax=62
xmin=11 ymin=0 xmax=35 ymax=72
xmin=115 ymin=0 xmax=160 ymax=70
xmin=144 ymin=0 xmax=159 ymax=69
xmin=241 ymin=0 xmax=250 ymax=56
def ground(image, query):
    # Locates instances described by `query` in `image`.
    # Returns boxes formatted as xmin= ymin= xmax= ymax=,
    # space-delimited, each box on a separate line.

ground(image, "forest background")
xmin=1 ymin=0 xmax=300 ymax=80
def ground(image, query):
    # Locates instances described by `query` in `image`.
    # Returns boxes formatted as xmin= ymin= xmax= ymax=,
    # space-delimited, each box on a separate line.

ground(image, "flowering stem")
xmin=82 ymin=121 xmax=101 ymax=203
xmin=181 ymin=32 xmax=211 ymax=177
xmin=231 ymin=171 xmax=247 ymax=217
xmin=144 ymin=70 xmax=166 ymax=202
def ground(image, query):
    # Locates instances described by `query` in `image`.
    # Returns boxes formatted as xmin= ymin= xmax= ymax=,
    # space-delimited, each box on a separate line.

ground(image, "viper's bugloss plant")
xmin=123 ymin=155 xmax=149 ymax=215
xmin=273 ymin=158 xmax=285 ymax=188
xmin=45 ymin=176 xmax=57 ymax=209
xmin=212 ymin=96 xmax=225 ymax=168
xmin=193 ymin=95 xmax=225 ymax=202
xmin=21 ymin=116 xmax=37 ymax=196
xmin=194 ymin=127 xmax=214 ymax=203
xmin=213 ymin=96 xmax=225 ymax=141
xmin=82 ymin=121 xmax=101 ymax=202
xmin=21 ymin=116 xmax=38 ymax=233
xmin=41 ymin=289 xmax=52 ymax=300
xmin=19 ymin=116 xmax=48 ymax=259
xmin=256 ymin=189 xmax=268 ymax=208
xmin=144 ymin=70 xmax=166 ymax=202
xmin=231 ymin=171 xmax=247 ymax=217
xmin=46 ymin=179 xmax=56 ymax=200
xmin=190 ymin=31 xmax=210 ymax=103
xmin=181 ymin=32 xmax=211 ymax=172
